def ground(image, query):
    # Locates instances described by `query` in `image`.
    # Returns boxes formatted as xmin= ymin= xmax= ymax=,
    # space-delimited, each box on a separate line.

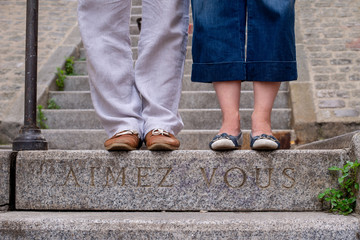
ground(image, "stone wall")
xmin=293 ymin=0 xmax=360 ymax=143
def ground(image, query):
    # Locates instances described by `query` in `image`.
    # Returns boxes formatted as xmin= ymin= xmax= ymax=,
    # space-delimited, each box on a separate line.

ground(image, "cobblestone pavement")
xmin=0 ymin=0 xmax=78 ymax=120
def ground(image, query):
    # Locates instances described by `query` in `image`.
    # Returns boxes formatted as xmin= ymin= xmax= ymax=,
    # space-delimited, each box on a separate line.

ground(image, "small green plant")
xmin=47 ymin=98 xmax=60 ymax=109
xmin=318 ymin=160 xmax=360 ymax=215
xmin=36 ymin=105 xmax=48 ymax=129
xmin=65 ymin=56 xmax=74 ymax=75
xmin=56 ymin=67 xmax=66 ymax=91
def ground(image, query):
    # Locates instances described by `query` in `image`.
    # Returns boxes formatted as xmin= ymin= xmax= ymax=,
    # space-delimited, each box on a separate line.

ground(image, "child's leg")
xmin=252 ymin=81 xmax=281 ymax=137
xmin=213 ymin=81 xmax=242 ymax=136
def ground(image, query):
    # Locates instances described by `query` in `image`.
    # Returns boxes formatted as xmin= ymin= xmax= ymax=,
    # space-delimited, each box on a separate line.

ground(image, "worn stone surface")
xmin=0 ymin=211 xmax=359 ymax=239
xmin=41 ymin=129 xmax=294 ymax=150
xmin=0 ymin=0 xmax=80 ymax=144
xmin=63 ymin=75 xmax=289 ymax=92
xmin=42 ymin=109 xmax=292 ymax=130
xmin=352 ymin=133 xmax=360 ymax=161
xmin=0 ymin=0 xmax=78 ymax=121
xmin=289 ymin=82 xmax=317 ymax=144
xmin=352 ymin=133 xmax=360 ymax=214
xmin=47 ymin=90 xmax=290 ymax=109
xmin=0 ymin=151 xmax=11 ymax=206
xmin=295 ymin=0 xmax=360 ymax=123
xmin=43 ymin=130 xmax=292 ymax=150
xmin=16 ymin=150 xmax=348 ymax=211
xmin=297 ymin=130 xmax=360 ymax=150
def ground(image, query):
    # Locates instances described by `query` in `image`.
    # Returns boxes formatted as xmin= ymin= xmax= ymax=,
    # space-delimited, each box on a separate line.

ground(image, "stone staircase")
xmin=39 ymin=1 xmax=293 ymax=151
xmin=1 ymin=143 xmax=360 ymax=238
xmin=2 ymin=0 xmax=360 ymax=239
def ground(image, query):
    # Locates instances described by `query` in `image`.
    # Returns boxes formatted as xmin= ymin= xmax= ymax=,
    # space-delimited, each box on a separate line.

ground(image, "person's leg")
xmin=135 ymin=0 xmax=190 ymax=150
xmin=252 ymin=81 xmax=281 ymax=137
xmin=246 ymin=0 xmax=297 ymax=149
xmin=213 ymin=81 xmax=242 ymax=136
xmin=209 ymin=81 xmax=243 ymax=150
xmin=191 ymin=0 xmax=246 ymax=150
xmin=246 ymin=0 xmax=297 ymax=82
xmin=136 ymin=0 xmax=190 ymax=138
xmin=77 ymin=0 xmax=143 ymax=139
xmin=191 ymin=0 xmax=246 ymax=83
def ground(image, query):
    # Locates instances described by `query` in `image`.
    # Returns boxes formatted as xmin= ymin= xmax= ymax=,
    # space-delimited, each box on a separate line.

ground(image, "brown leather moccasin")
xmin=145 ymin=128 xmax=180 ymax=151
xmin=104 ymin=130 xmax=141 ymax=151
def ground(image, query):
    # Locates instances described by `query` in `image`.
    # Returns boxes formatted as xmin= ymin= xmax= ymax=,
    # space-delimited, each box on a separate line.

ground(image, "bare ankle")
xmin=219 ymin=114 xmax=241 ymax=136
xmin=218 ymin=124 xmax=241 ymax=136
xmin=251 ymin=113 xmax=272 ymax=136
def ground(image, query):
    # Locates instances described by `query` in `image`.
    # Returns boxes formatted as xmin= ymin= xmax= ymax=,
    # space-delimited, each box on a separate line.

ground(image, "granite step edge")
xmin=41 ymin=129 xmax=295 ymax=150
xmin=0 ymin=212 xmax=358 ymax=239
xmin=13 ymin=149 xmax=350 ymax=211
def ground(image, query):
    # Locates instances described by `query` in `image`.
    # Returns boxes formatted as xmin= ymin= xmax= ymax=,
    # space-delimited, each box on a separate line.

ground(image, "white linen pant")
xmin=77 ymin=0 xmax=190 ymax=139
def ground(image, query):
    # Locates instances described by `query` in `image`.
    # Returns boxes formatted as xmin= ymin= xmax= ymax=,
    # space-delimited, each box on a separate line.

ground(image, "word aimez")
xmin=61 ymin=165 xmax=296 ymax=189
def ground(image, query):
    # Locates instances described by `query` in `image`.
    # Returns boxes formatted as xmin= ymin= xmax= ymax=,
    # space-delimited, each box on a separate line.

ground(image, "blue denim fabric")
xmin=191 ymin=0 xmax=297 ymax=83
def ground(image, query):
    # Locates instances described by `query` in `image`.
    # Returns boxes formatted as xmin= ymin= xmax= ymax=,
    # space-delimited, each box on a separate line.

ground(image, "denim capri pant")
xmin=191 ymin=0 xmax=298 ymax=83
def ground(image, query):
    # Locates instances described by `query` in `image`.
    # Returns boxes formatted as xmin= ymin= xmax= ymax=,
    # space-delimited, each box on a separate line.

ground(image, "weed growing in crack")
xmin=318 ymin=159 xmax=360 ymax=215
xmin=65 ymin=56 xmax=74 ymax=75
xmin=37 ymin=105 xmax=48 ymax=129
xmin=47 ymin=98 xmax=60 ymax=109
xmin=56 ymin=68 xmax=66 ymax=91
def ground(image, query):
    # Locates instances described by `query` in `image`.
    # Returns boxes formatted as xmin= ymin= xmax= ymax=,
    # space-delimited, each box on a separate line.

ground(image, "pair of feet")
xmin=209 ymin=131 xmax=280 ymax=151
xmin=104 ymin=129 xmax=180 ymax=151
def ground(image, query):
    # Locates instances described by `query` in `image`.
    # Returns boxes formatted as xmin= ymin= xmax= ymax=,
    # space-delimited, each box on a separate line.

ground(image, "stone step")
xmin=41 ymin=109 xmax=291 ymax=130
xmin=1 ymin=212 xmax=358 ymax=239
xmin=132 ymin=0 xmax=142 ymax=6
xmin=63 ymin=75 xmax=289 ymax=92
xmin=129 ymin=34 xmax=193 ymax=47
xmin=41 ymin=129 xmax=294 ymax=150
xmin=130 ymin=14 xmax=142 ymax=25
xmin=63 ymin=75 xmax=215 ymax=91
xmin=129 ymin=24 xmax=140 ymax=35
xmin=79 ymin=45 xmax=193 ymax=60
xmin=0 ymin=150 xmax=11 ymax=209
xmin=14 ymin=149 xmax=347 ymax=211
xmin=130 ymin=35 xmax=140 ymax=47
xmin=297 ymin=130 xmax=360 ymax=150
xmin=74 ymin=59 xmax=194 ymax=75
xmin=48 ymin=90 xmax=289 ymax=109
xmin=131 ymin=6 xmax=141 ymax=15
xmin=130 ymin=22 xmax=193 ymax=37
xmin=79 ymin=48 xmax=86 ymax=60
xmin=0 ymin=145 xmax=11 ymax=150
xmin=129 ymin=10 xmax=193 ymax=24
xmin=130 ymin=7 xmax=193 ymax=20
